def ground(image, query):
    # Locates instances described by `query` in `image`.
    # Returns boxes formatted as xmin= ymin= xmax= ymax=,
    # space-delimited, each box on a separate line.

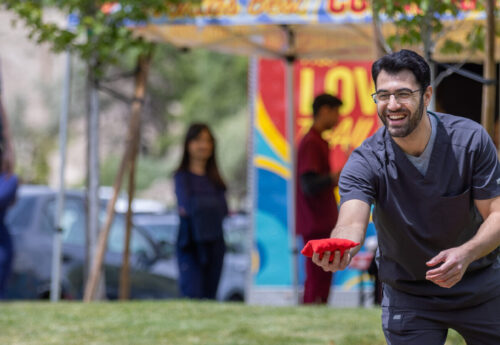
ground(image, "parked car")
xmin=4 ymin=185 xmax=178 ymax=300
xmin=134 ymin=212 xmax=250 ymax=301
xmin=4 ymin=185 xmax=250 ymax=301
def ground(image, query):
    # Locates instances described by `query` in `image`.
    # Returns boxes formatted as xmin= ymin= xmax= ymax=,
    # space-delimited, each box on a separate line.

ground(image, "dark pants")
xmin=382 ymin=292 xmax=500 ymax=345
xmin=0 ymin=233 xmax=13 ymax=299
xmin=367 ymin=255 xmax=382 ymax=305
xmin=177 ymin=237 xmax=225 ymax=300
xmin=302 ymin=234 xmax=333 ymax=304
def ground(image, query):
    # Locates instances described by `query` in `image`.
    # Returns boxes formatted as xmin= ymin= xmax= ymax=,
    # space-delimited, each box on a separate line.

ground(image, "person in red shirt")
xmin=296 ymin=93 xmax=342 ymax=304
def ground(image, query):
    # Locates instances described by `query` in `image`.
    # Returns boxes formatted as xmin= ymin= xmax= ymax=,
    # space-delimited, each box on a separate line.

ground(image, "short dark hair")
xmin=312 ymin=93 xmax=342 ymax=118
xmin=371 ymin=49 xmax=430 ymax=90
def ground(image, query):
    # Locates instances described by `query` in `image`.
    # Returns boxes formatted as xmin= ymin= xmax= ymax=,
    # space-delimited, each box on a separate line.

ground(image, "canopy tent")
xmin=128 ymin=2 xmax=500 ymax=62
xmin=132 ymin=18 xmax=376 ymax=60
xmin=123 ymin=0 xmax=499 ymax=304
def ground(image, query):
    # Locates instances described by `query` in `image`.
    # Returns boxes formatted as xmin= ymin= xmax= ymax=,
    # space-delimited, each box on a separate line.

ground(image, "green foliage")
xmin=149 ymin=46 xmax=248 ymax=127
xmin=373 ymin=0 xmax=485 ymax=56
xmin=100 ymin=155 xmax=171 ymax=191
xmin=134 ymin=47 xmax=248 ymax=199
xmin=28 ymin=137 xmax=53 ymax=184
xmin=466 ymin=24 xmax=485 ymax=52
xmin=440 ymin=39 xmax=464 ymax=55
xmin=147 ymin=46 xmax=248 ymax=155
xmin=2 ymin=0 xmax=198 ymax=75
xmin=3 ymin=0 xmax=247 ymax=194
xmin=3 ymin=0 xmax=247 ymax=197
xmin=10 ymin=112 xmax=56 ymax=185
xmin=143 ymin=46 xmax=248 ymax=199
xmin=213 ymin=107 xmax=248 ymax=204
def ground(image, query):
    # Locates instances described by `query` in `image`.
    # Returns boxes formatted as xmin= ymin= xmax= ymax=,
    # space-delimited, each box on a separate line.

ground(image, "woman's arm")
xmin=0 ymin=98 xmax=14 ymax=174
xmin=0 ymin=174 xmax=18 ymax=209
xmin=174 ymin=172 xmax=190 ymax=217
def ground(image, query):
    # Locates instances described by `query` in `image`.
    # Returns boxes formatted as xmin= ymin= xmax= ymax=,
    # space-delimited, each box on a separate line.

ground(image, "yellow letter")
xmin=350 ymin=118 xmax=374 ymax=148
xmin=353 ymin=67 xmax=376 ymax=116
xmin=324 ymin=66 xmax=354 ymax=116
xmin=299 ymin=68 xmax=314 ymax=116
xmin=327 ymin=117 xmax=353 ymax=151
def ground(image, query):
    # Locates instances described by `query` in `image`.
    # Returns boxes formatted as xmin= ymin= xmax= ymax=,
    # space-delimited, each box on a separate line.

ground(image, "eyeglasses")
xmin=371 ymin=88 xmax=421 ymax=104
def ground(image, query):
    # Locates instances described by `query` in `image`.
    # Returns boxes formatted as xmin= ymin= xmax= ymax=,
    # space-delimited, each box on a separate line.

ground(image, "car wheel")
xmin=226 ymin=292 xmax=244 ymax=302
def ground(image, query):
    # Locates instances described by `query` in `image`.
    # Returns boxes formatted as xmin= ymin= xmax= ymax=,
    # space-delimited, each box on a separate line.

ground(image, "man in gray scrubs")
xmin=313 ymin=49 xmax=500 ymax=344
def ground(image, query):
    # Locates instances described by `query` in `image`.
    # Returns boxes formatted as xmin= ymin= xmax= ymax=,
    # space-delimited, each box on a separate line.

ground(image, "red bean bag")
xmin=301 ymin=238 xmax=360 ymax=262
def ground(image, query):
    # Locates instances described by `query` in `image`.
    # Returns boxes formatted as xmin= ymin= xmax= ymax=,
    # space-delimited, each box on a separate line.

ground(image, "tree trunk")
xmin=85 ymin=59 xmax=106 ymax=300
xmin=84 ymin=47 xmax=153 ymax=302
xmin=370 ymin=0 xmax=390 ymax=58
xmin=119 ymin=52 xmax=152 ymax=300
xmin=421 ymin=5 xmax=436 ymax=111
xmin=482 ymin=0 xmax=496 ymax=138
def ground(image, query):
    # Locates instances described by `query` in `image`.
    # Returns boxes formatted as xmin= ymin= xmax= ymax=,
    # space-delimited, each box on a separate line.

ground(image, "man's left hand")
xmin=425 ymin=247 xmax=473 ymax=288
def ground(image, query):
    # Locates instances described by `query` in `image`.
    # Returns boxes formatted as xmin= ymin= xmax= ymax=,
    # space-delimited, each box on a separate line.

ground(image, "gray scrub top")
xmin=340 ymin=112 xmax=500 ymax=308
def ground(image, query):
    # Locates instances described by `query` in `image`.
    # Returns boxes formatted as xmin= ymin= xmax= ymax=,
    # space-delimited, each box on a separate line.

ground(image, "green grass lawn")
xmin=0 ymin=301 xmax=465 ymax=345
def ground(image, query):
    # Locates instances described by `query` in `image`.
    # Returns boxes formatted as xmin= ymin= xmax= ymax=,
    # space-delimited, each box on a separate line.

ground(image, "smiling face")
xmin=375 ymin=69 xmax=431 ymax=138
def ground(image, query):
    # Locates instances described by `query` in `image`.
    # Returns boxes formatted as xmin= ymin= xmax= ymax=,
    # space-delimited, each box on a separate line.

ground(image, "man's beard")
xmin=378 ymin=97 xmax=425 ymax=138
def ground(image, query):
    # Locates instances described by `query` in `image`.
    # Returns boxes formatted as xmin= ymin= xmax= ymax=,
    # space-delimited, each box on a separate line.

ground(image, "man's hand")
xmin=312 ymin=249 xmax=352 ymax=272
xmin=311 ymin=199 xmax=370 ymax=273
xmin=425 ymin=247 xmax=473 ymax=288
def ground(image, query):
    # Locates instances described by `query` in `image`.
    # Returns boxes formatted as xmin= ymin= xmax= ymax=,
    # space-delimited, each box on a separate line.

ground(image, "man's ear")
xmin=423 ymin=85 xmax=433 ymax=107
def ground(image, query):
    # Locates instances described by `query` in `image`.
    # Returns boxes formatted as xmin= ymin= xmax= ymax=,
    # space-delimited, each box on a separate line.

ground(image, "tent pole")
xmin=481 ymin=0 xmax=496 ymax=138
xmin=86 ymin=62 xmax=104 ymax=300
xmin=245 ymin=56 xmax=258 ymax=304
xmin=282 ymin=23 xmax=299 ymax=305
xmin=50 ymin=49 xmax=71 ymax=302
xmin=285 ymin=55 xmax=299 ymax=305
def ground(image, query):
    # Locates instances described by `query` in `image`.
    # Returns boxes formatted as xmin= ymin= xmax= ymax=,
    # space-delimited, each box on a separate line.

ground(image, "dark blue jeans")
xmin=0 ymin=233 xmax=13 ymax=299
xmin=177 ymin=236 xmax=225 ymax=300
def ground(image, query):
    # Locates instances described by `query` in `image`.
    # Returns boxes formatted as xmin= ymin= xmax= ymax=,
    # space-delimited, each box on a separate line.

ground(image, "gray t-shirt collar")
xmin=405 ymin=112 xmax=438 ymax=176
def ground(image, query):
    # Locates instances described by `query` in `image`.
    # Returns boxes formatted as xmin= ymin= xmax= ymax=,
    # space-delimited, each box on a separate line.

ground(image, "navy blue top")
xmin=0 ymin=174 xmax=18 ymax=242
xmin=340 ymin=112 xmax=500 ymax=308
xmin=174 ymin=170 xmax=228 ymax=243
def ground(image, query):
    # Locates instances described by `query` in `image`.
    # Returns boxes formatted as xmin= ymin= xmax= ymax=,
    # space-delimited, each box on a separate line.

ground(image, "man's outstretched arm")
xmin=312 ymin=199 xmax=371 ymax=272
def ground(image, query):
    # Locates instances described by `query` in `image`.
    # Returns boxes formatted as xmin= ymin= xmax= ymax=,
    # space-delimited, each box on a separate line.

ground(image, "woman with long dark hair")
xmin=174 ymin=123 xmax=228 ymax=299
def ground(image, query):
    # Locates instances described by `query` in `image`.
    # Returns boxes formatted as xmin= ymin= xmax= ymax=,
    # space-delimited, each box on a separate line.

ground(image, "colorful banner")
xmin=130 ymin=0 xmax=487 ymax=26
xmin=252 ymin=58 xmax=379 ymax=293
xmin=295 ymin=59 xmax=378 ymax=171
xmin=253 ymin=59 xmax=291 ymax=286
xmin=154 ymin=0 xmax=373 ymax=25
xmin=127 ymin=0 xmax=496 ymax=65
